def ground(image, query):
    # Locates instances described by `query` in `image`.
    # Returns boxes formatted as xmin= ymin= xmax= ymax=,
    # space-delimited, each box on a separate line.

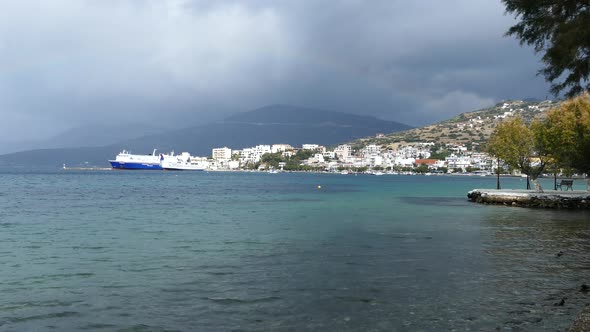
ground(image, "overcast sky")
xmin=0 ymin=0 xmax=550 ymax=141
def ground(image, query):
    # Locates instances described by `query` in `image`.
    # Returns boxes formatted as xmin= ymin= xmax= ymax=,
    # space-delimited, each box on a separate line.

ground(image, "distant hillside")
xmin=225 ymin=104 xmax=411 ymax=130
xmin=0 ymin=124 xmax=166 ymax=155
xmin=350 ymin=100 xmax=559 ymax=150
xmin=0 ymin=105 xmax=410 ymax=168
xmin=107 ymin=105 xmax=411 ymax=157
xmin=44 ymin=124 xmax=166 ymax=149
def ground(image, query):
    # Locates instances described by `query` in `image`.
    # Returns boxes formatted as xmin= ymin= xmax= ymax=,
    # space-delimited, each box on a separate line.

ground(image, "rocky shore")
xmin=467 ymin=189 xmax=590 ymax=209
xmin=567 ymin=305 xmax=590 ymax=332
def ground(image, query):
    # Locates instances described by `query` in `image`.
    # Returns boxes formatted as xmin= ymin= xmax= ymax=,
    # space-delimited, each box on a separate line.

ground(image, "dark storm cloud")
xmin=0 ymin=0 xmax=548 ymax=141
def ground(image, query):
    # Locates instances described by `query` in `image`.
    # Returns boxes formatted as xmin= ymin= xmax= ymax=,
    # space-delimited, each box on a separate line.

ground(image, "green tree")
xmin=414 ymin=164 xmax=430 ymax=174
xmin=543 ymin=93 xmax=590 ymax=189
xmin=487 ymin=117 xmax=550 ymax=191
xmin=430 ymin=149 xmax=451 ymax=160
xmin=260 ymin=152 xmax=284 ymax=168
xmin=503 ymin=0 xmax=590 ymax=97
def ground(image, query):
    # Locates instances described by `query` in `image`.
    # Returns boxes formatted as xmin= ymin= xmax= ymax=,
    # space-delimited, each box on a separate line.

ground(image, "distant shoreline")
xmin=60 ymin=167 xmax=588 ymax=180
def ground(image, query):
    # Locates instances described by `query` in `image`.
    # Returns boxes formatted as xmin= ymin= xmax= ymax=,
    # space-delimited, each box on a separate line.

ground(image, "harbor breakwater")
xmin=467 ymin=189 xmax=590 ymax=209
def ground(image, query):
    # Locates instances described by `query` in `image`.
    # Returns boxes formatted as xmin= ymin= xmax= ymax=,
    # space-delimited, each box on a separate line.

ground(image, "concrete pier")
xmin=62 ymin=166 xmax=112 ymax=171
xmin=467 ymin=189 xmax=590 ymax=209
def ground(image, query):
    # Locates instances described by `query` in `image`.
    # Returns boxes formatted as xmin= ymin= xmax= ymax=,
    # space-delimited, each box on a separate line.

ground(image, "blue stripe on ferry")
xmin=109 ymin=161 xmax=163 ymax=170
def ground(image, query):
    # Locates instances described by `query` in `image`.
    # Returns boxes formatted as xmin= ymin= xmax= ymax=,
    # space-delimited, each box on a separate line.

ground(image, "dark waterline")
xmin=1 ymin=171 xmax=589 ymax=331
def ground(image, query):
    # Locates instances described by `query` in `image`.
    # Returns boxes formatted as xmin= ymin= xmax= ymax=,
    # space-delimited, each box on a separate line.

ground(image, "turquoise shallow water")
xmin=1 ymin=171 xmax=589 ymax=331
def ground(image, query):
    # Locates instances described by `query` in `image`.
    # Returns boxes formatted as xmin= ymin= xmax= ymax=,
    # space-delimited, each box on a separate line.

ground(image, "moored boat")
xmin=109 ymin=149 xmax=163 ymax=170
xmin=161 ymin=152 xmax=207 ymax=171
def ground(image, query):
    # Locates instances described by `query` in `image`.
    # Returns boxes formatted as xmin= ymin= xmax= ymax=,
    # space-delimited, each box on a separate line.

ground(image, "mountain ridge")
xmin=0 ymin=104 xmax=410 ymax=167
xmin=224 ymin=104 xmax=411 ymax=129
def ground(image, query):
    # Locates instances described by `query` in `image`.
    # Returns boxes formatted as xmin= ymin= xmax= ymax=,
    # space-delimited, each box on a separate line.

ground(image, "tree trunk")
xmin=532 ymin=178 xmax=544 ymax=193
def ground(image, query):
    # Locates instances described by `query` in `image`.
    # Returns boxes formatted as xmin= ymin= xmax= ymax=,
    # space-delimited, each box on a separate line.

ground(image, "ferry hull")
xmin=109 ymin=161 xmax=163 ymax=170
xmin=163 ymin=167 xmax=205 ymax=171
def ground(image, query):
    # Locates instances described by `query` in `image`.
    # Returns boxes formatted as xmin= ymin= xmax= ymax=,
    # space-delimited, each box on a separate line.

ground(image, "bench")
xmin=556 ymin=179 xmax=574 ymax=191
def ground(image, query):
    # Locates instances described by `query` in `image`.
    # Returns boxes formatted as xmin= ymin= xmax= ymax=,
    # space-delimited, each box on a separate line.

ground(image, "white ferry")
xmin=161 ymin=152 xmax=207 ymax=171
xmin=109 ymin=149 xmax=164 ymax=170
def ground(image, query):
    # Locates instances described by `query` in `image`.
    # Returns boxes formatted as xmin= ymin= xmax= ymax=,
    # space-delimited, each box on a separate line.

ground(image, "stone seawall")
xmin=467 ymin=189 xmax=590 ymax=209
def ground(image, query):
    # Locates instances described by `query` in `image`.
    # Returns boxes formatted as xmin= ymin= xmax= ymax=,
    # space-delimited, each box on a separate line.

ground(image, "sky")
xmin=0 ymin=0 xmax=551 ymax=142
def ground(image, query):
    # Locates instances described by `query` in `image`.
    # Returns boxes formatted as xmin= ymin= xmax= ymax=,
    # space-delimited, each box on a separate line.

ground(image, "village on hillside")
xmin=196 ymin=100 xmax=558 ymax=175
xmin=206 ymin=141 xmax=489 ymax=174
xmin=355 ymin=99 xmax=556 ymax=149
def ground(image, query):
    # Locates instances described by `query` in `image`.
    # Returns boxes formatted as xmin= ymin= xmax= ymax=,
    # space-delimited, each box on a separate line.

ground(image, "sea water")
xmin=0 ymin=171 xmax=589 ymax=331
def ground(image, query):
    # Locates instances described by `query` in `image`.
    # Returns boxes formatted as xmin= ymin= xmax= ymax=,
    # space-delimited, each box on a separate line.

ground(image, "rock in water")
xmin=554 ymin=297 xmax=567 ymax=306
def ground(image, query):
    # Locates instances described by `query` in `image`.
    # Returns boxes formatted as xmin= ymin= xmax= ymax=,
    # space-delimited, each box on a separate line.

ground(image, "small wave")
xmin=2 ymin=311 xmax=81 ymax=325
xmin=53 ymin=272 xmax=95 ymax=278
xmin=21 ymin=272 xmax=95 ymax=282
xmin=79 ymin=323 xmax=117 ymax=330
xmin=203 ymin=296 xmax=281 ymax=305
xmin=115 ymin=323 xmax=174 ymax=332
xmin=223 ymin=240 xmax=266 ymax=245
xmin=124 ymin=267 xmax=161 ymax=273
xmin=205 ymin=271 xmax=234 ymax=276
xmin=171 ymin=245 xmax=192 ymax=249
xmin=399 ymin=196 xmax=469 ymax=207
xmin=71 ymin=246 xmax=107 ymax=250
xmin=0 ymin=300 xmax=82 ymax=311
xmin=101 ymin=284 xmax=130 ymax=289
xmin=90 ymin=258 xmax=112 ymax=262
xmin=161 ymin=288 xmax=199 ymax=294
xmin=179 ymin=280 xmax=206 ymax=286
xmin=336 ymin=296 xmax=376 ymax=304
xmin=195 ymin=264 xmax=239 ymax=269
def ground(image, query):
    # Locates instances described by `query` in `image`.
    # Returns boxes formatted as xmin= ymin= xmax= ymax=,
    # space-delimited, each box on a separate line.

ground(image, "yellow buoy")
xmin=317 ymin=185 xmax=322 ymax=189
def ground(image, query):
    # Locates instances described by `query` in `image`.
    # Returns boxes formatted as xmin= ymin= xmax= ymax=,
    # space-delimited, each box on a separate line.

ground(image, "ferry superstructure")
xmin=160 ymin=152 xmax=207 ymax=171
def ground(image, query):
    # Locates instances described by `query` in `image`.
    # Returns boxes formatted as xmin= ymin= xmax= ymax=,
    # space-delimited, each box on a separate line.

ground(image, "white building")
xmin=254 ymin=145 xmax=271 ymax=155
xmin=434 ymin=160 xmax=447 ymax=168
xmin=323 ymin=151 xmax=336 ymax=159
xmin=271 ymin=144 xmax=293 ymax=153
xmin=302 ymin=144 xmax=320 ymax=150
xmin=446 ymin=155 xmax=472 ymax=171
xmin=282 ymin=150 xmax=296 ymax=158
xmin=240 ymin=148 xmax=255 ymax=163
xmin=334 ymin=144 xmax=352 ymax=160
xmin=239 ymin=145 xmax=271 ymax=164
xmin=363 ymin=144 xmax=381 ymax=156
xmin=308 ymin=153 xmax=325 ymax=163
xmin=228 ymin=160 xmax=240 ymax=169
xmin=393 ymin=157 xmax=416 ymax=167
xmin=369 ymin=155 xmax=383 ymax=167
xmin=212 ymin=147 xmax=232 ymax=161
